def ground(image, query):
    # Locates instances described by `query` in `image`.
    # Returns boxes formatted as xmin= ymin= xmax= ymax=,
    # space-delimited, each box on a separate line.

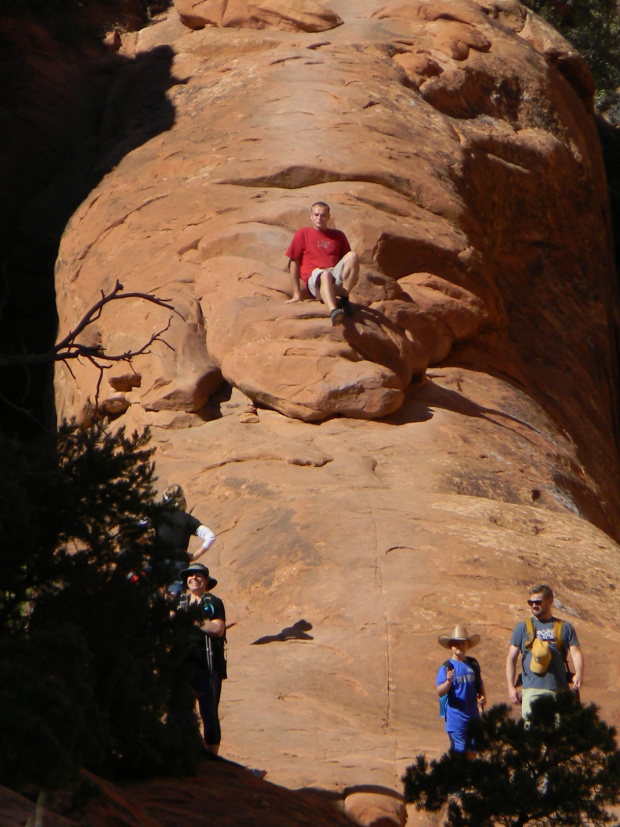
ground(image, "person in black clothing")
xmin=178 ymin=562 xmax=227 ymax=754
xmin=157 ymin=484 xmax=216 ymax=596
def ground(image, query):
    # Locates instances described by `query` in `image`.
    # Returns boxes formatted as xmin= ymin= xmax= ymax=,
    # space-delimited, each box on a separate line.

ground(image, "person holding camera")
xmin=178 ymin=562 xmax=227 ymax=754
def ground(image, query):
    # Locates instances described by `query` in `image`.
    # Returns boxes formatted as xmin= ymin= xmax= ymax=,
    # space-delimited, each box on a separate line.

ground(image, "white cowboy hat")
xmin=438 ymin=623 xmax=481 ymax=649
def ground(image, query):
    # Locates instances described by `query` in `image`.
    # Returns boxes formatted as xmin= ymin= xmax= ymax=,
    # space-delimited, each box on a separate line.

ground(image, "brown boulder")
xmin=205 ymin=287 xmax=421 ymax=420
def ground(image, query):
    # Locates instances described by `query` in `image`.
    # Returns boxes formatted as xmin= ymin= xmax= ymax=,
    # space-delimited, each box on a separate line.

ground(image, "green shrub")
xmin=404 ymin=692 xmax=620 ymax=827
xmin=0 ymin=423 xmax=204 ymax=792
xmin=524 ymin=0 xmax=620 ymax=110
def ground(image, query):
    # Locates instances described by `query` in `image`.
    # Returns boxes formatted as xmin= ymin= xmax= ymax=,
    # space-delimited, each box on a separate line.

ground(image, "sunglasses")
xmin=527 ymin=599 xmax=543 ymax=606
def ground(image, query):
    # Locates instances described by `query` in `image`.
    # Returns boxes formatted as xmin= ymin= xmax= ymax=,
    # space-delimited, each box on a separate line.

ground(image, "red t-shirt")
xmin=286 ymin=227 xmax=351 ymax=283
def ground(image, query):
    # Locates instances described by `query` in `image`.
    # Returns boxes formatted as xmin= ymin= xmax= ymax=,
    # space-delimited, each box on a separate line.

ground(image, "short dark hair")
xmin=530 ymin=584 xmax=553 ymax=600
xmin=311 ymin=201 xmax=330 ymax=212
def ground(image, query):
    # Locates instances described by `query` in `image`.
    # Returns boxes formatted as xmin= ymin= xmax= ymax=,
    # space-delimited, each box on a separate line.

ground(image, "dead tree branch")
xmin=0 ymin=281 xmax=183 ymax=370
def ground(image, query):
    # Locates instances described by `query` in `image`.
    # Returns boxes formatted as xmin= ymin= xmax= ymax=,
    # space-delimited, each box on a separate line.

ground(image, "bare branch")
xmin=0 ymin=282 xmax=183 ymax=370
xmin=75 ymin=317 xmax=175 ymax=411
xmin=94 ymin=366 xmax=105 ymax=411
xmin=58 ymin=316 xmax=174 ymax=366
xmin=54 ymin=280 xmax=180 ymax=352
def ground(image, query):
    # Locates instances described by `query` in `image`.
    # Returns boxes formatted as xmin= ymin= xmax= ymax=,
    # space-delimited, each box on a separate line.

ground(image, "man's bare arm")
xmin=506 ymin=644 xmax=521 ymax=703
xmin=286 ymin=260 xmax=302 ymax=303
xmin=570 ymin=644 xmax=584 ymax=689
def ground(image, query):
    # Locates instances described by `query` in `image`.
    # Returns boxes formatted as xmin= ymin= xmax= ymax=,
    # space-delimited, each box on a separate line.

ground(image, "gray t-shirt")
xmin=510 ymin=616 xmax=579 ymax=690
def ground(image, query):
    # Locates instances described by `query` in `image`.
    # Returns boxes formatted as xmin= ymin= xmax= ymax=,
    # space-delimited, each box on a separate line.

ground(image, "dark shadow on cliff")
xmin=384 ymin=371 xmax=618 ymax=537
xmin=597 ymin=114 xmax=620 ymax=450
xmin=445 ymin=123 xmax=620 ymax=541
xmin=0 ymin=17 xmax=183 ymax=436
xmin=252 ymin=619 xmax=313 ymax=645
xmin=382 ymin=374 xmax=540 ymax=440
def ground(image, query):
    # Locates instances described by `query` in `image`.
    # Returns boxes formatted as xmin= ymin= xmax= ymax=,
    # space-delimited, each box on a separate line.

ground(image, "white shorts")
xmin=307 ymin=256 xmax=347 ymax=299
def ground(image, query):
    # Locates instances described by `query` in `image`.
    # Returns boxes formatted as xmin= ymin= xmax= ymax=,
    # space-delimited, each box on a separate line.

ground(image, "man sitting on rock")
xmin=285 ymin=201 xmax=359 ymax=326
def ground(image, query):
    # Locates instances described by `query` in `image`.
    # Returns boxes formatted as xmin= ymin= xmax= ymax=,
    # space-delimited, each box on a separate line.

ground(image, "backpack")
xmin=439 ymin=657 xmax=482 ymax=718
xmin=515 ymin=617 xmax=571 ymax=685
xmin=524 ymin=617 xmax=565 ymax=654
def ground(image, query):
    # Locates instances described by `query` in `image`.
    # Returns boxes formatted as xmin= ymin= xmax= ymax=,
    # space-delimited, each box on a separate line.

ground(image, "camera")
xmin=202 ymin=598 xmax=216 ymax=619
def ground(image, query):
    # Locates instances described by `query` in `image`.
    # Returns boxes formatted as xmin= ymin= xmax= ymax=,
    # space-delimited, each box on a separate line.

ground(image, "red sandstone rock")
xmin=173 ymin=0 xmax=343 ymax=31
xmin=345 ymin=791 xmax=407 ymax=827
xmin=23 ymin=0 xmax=620 ymax=824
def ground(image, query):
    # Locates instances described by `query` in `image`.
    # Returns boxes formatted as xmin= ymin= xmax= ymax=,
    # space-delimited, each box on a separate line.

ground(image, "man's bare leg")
xmin=317 ymin=272 xmax=345 ymax=325
xmin=318 ymin=271 xmax=339 ymax=311
xmin=339 ymin=251 xmax=360 ymax=295
xmin=316 ymin=252 xmax=360 ymax=325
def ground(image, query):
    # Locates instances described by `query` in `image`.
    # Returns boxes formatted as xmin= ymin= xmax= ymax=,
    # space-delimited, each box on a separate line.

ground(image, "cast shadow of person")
xmin=252 ymin=619 xmax=313 ymax=645
xmin=393 ymin=371 xmax=541 ymax=438
xmin=342 ymin=305 xmax=540 ymax=436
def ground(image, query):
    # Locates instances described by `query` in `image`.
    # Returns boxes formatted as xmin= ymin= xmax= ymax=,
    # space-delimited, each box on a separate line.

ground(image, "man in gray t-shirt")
xmin=506 ymin=584 xmax=584 ymax=718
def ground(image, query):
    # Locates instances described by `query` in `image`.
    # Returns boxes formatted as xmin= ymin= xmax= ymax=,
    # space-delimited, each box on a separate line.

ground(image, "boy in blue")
xmin=436 ymin=624 xmax=486 ymax=758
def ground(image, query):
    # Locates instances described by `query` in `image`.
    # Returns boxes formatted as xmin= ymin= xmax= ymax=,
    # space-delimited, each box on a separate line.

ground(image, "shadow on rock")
xmin=252 ymin=619 xmax=314 ymax=645
xmin=342 ymin=304 xmax=421 ymax=389
xmin=385 ymin=375 xmax=540 ymax=436
xmin=0 ymin=22 xmax=182 ymax=435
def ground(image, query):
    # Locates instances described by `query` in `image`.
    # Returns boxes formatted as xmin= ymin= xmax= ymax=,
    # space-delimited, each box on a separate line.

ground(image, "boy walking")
xmin=436 ymin=624 xmax=486 ymax=758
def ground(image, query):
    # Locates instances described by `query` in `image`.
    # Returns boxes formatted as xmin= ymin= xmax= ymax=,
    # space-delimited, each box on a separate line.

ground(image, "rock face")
xmin=53 ymin=0 xmax=616 ymax=441
xmin=37 ymin=0 xmax=620 ymax=823
xmin=174 ymin=0 xmax=344 ymax=31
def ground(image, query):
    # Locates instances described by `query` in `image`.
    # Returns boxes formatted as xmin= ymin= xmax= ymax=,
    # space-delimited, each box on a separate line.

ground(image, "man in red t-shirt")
xmin=285 ymin=201 xmax=359 ymax=325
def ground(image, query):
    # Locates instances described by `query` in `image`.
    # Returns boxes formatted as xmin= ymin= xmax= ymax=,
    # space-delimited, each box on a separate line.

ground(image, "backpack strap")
xmin=438 ymin=660 xmax=453 ymax=705
xmin=465 ymin=656 xmax=482 ymax=696
xmin=516 ymin=619 xmax=534 ymax=687
xmin=524 ymin=616 xmax=535 ymax=650
xmin=553 ymin=619 xmax=565 ymax=653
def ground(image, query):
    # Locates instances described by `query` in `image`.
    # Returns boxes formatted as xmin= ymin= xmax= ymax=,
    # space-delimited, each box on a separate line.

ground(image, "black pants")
xmin=192 ymin=666 xmax=223 ymax=746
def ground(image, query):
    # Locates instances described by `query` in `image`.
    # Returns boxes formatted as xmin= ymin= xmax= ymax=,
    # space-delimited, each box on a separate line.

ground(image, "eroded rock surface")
xmin=53 ymin=0 xmax=616 ymax=451
xmin=174 ymin=0 xmax=344 ymax=31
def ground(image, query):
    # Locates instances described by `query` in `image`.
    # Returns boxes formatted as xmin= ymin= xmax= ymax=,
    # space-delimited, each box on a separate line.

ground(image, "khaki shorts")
xmin=307 ymin=256 xmax=347 ymax=299
xmin=521 ymin=687 xmax=556 ymax=719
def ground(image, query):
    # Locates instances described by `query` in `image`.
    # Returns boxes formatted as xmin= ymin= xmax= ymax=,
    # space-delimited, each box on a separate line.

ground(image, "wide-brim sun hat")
xmin=181 ymin=562 xmax=217 ymax=591
xmin=438 ymin=623 xmax=481 ymax=649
